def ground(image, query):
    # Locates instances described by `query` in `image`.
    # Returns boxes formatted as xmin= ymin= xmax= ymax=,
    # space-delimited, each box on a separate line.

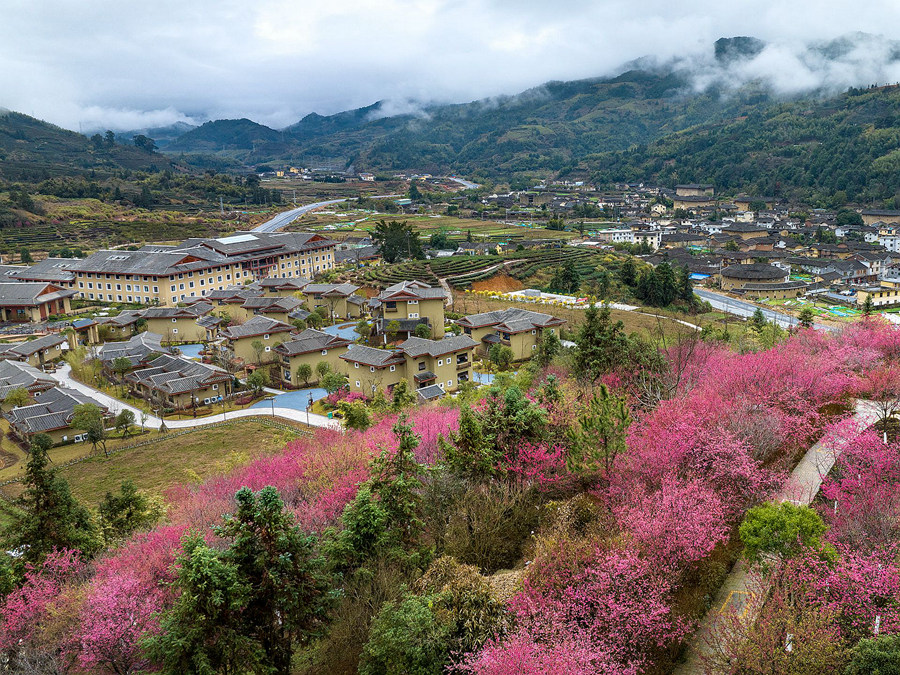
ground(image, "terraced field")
xmin=352 ymin=248 xmax=629 ymax=290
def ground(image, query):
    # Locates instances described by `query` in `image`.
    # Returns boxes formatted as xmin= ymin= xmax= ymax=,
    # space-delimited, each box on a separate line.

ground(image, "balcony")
xmin=456 ymin=360 xmax=469 ymax=370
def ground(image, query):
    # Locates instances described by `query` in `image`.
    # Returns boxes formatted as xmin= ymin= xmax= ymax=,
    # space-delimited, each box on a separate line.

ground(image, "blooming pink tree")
xmin=617 ymin=477 xmax=729 ymax=569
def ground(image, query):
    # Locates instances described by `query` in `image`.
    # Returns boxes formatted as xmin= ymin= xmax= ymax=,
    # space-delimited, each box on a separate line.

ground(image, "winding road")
xmin=252 ymin=199 xmax=348 ymax=233
xmin=694 ymin=288 xmax=837 ymax=333
xmin=48 ymin=364 xmax=342 ymax=431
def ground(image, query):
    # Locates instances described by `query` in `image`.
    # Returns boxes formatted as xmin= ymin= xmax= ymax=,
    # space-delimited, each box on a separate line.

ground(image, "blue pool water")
xmin=473 ymin=372 xmax=494 ymax=384
xmin=324 ymin=322 xmax=360 ymax=341
xmin=178 ymin=343 xmax=204 ymax=360
xmin=249 ymin=387 xmax=328 ymax=411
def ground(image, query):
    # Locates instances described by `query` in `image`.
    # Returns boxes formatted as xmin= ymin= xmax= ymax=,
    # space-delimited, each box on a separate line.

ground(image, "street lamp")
xmin=306 ymin=393 xmax=313 ymax=426
xmin=270 ymin=396 xmax=275 ymax=418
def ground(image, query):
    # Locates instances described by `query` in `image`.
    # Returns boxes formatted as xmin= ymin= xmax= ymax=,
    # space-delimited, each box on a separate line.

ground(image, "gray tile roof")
xmin=5 ymin=386 xmax=107 ymax=434
xmin=220 ymin=315 xmax=294 ymax=340
xmin=274 ymin=329 xmax=352 ymax=357
xmin=416 ymin=384 xmax=445 ymax=401
xmin=303 ymin=283 xmax=360 ymax=298
xmin=399 ymin=335 xmax=477 ymax=358
xmin=377 ymin=280 xmax=446 ymax=301
xmin=0 ymin=360 xmax=56 ymax=398
xmin=126 ymin=354 xmax=230 ymax=395
xmin=97 ymin=332 xmax=168 ymax=366
xmin=340 ymin=345 xmax=405 ymax=368
xmin=0 ymin=333 xmax=68 ymax=359
xmin=0 ymin=282 xmax=76 ymax=306
xmin=457 ymin=308 xmax=565 ymax=331
xmin=10 ymin=258 xmax=78 ymax=283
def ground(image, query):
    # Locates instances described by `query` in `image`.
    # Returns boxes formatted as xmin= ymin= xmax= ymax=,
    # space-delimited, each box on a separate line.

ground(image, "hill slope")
xmin=0 ymin=111 xmax=183 ymax=181
xmin=589 ymin=84 xmax=900 ymax=203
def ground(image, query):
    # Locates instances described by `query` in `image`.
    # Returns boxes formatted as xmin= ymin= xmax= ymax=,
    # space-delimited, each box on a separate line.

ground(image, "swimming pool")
xmin=473 ymin=372 xmax=495 ymax=384
xmin=249 ymin=387 xmax=328 ymax=411
xmin=178 ymin=343 xmax=204 ymax=360
xmin=324 ymin=322 xmax=360 ymax=341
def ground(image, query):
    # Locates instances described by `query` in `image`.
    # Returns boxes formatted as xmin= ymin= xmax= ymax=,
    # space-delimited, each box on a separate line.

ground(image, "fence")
xmin=0 ymin=416 xmax=310 ymax=494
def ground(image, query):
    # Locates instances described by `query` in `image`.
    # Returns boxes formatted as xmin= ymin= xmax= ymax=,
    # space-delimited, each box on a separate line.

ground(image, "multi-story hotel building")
xmin=70 ymin=232 xmax=336 ymax=306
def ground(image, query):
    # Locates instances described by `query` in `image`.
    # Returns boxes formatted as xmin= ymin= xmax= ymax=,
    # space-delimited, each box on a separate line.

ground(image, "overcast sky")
xmin=4 ymin=0 xmax=900 ymax=132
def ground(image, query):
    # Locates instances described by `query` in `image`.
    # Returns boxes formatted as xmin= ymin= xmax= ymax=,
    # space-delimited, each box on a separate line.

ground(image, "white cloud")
xmin=2 ymin=0 xmax=900 ymax=131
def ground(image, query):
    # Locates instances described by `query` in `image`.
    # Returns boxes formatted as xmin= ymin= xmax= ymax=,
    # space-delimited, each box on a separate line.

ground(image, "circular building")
xmin=719 ymin=263 xmax=788 ymax=290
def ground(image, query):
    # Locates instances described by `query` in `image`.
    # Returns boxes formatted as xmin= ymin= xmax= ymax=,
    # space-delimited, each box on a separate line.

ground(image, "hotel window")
xmin=390 ymin=365 xmax=395 ymax=372
xmin=370 ymin=366 xmax=375 ymax=372
xmin=321 ymin=350 xmax=328 ymax=355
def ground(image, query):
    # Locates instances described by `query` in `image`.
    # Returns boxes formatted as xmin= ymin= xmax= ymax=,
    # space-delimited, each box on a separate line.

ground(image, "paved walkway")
xmin=674 ymin=401 xmax=879 ymax=674
xmin=49 ymin=364 xmax=343 ymax=431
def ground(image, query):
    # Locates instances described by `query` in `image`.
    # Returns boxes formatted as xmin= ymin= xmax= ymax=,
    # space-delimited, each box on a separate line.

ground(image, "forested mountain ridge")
xmin=0 ymin=111 xmax=184 ymax=182
xmin=589 ymin=84 xmax=900 ymax=204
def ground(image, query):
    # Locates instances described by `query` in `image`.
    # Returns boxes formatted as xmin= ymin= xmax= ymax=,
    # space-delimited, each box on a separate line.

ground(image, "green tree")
xmin=488 ymin=344 xmax=514 ymax=371
xmin=619 ymin=257 xmax=637 ymax=286
xmin=315 ymin=360 xmax=331 ymax=382
xmin=250 ymin=340 xmax=265 ymax=365
xmin=296 ymin=363 xmax=312 ymax=386
xmin=739 ymin=502 xmax=829 ymax=564
xmin=533 ymin=329 xmax=561 ymax=367
xmin=724 ymin=239 xmax=740 ymax=252
xmin=98 ymin=480 xmax=160 ymax=544
xmin=414 ymin=322 xmax=432 ymax=339
xmin=798 ymin=306 xmax=815 ymax=329
xmin=20 ymin=248 xmax=33 ymax=264
xmin=391 ymin=379 xmax=416 ymax=410
xmin=3 ymin=387 xmax=31 ymax=408
xmin=386 ymin=320 xmax=401 ymax=343
xmin=111 ymin=356 xmax=132 ymax=395
xmin=72 ymin=403 xmax=108 ymax=457
xmin=566 ymin=384 xmax=631 ymax=478
xmin=321 ymin=371 xmax=348 ymax=394
xmin=145 ymin=534 xmax=264 ymax=674
xmin=548 ymin=261 xmax=580 ymax=294
xmin=845 ymin=634 xmax=900 ymax=675
xmin=429 ymin=230 xmax=451 ymax=249
xmin=132 ymin=134 xmax=157 ymax=152
xmin=749 ymin=308 xmax=767 ymax=332
xmin=372 ymin=220 xmax=424 ymax=263
xmin=246 ymin=370 xmax=269 ymax=394
xmin=408 ymin=182 xmax=422 ymax=201
xmin=3 ymin=435 xmax=98 ymax=564
xmin=356 ymin=319 xmax=373 ymax=343
xmin=340 ymin=401 xmax=372 ymax=431
xmin=326 ymin=416 xmax=426 ymax=570
xmin=115 ymin=409 xmax=136 ymax=437
xmin=573 ymin=303 xmax=630 ymax=384
xmin=360 ymin=594 xmax=451 ymax=675
xmin=863 ymin=294 xmax=875 ymax=317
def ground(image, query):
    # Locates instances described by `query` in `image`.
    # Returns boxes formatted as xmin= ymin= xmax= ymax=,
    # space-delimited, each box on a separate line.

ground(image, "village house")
xmin=69 ymin=231 xmax=336 ymax=306
xmin=218 ymin=315 xmax=295 ymax=367
xmin=97 ymin=332 xmax=169 ymax=376
xmin=5 ymin=386 xmax=109 ymax=446
xmin=125 ymin=354 xmax=233 ymax=410
xmin=0 ymin=333 xmax=69 ymax=369
xmin=98 ymin=310 xmax=145 ymax=340
xmin=371 ymin=280 xmax=447 ymax=341
xmin=0 ymin=360 xmax=56 ymax=402
xmin=237 ymin=296 xmax=307 ymax=324
xmin=256 ymin=277 xmax=311 ymax=297
xmin=339 ymin=335 xmax=477 ymax=399
xmin=675 ymin=184 xmax=714 ymax=197
xmin=455 ymin=308 xmax=566 ymax=361
xmin=301 ymin=283 xmax=364 ymax=320
xmin=7 ymin=258 xmax=79 ymax=289
xmin=71 ymin=318 xmax=101 ymax=346
xmin=274 ymin=329 xmax=354 ymax=386
xmin=139 ymin=303 xmax=216 ymax=344
xmin=0 ymin=282 xmax=77 ymax=323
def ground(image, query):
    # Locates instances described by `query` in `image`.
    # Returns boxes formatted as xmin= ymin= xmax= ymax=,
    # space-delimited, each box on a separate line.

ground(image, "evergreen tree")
xmin=573 ymin=304 xmax=630 ymax=384
xmin=4 ymin=435 xmax=98 ymax=563
xmin=619 ymin=257 xmax=637 ymax=286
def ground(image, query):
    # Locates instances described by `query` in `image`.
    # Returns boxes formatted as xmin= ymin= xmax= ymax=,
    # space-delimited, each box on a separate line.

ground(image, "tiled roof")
xmin=0 ymin=282 xmax=76 ymax=306
xmin=5 ymin=386 xmax=107 ymax=434
xmin=399 ymin=335 xmax=477 ymax=358
xmin=340 ymin=345 xmax=405 ymax=368
xmin=220 ymin=315 xmax=294 ymax=340
xmin=0 ymin=333 xmax=68 ymax=359
xmin=456 ymin=308 xmax=565 ymax=330
xmin=97 ymin=332 xmax=168 ymax=366
xmin=0 ymin=360 xmax=56 ymax=398
xmin=303 ymin=283 xmax=360 ymax=297
xmin=274 ymin=329 xmax=352 ymax=356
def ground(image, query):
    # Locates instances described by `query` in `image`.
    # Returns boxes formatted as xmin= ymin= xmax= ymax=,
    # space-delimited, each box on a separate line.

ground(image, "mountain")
xmin=165 ymin=118 xmax=287 ymax=154
xmin=589 ymin=83 xmax=900 ymax=204
xmin=114 ymin=121 xmax=198 ymax=150
xmin=158 ymin=33 xmax=900 ymax=178
xmin=0 ymin=110 xmax=184 ymax=181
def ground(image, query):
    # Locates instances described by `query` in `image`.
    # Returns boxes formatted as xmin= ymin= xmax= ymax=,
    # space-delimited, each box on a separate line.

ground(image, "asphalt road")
xmin=442 ymin=176 xmax=481 ymax=189
xmin=251 ymin=199 xmax=347 ymax=233
xmin=693 ymin=288 xmax=837 ymax=332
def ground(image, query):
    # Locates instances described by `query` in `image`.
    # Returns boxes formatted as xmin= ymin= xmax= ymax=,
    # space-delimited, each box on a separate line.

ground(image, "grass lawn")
xmin=1 ymin=420 xmax=298 ymax=507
